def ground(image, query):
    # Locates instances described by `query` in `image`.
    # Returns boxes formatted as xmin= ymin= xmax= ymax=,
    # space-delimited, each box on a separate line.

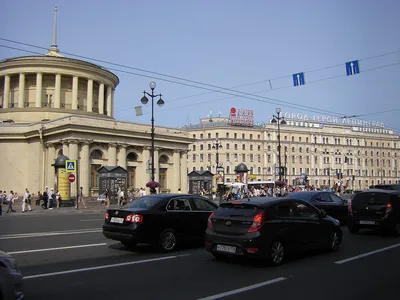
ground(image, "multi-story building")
xmin=186 ymin=111 xmax=400 ymax=190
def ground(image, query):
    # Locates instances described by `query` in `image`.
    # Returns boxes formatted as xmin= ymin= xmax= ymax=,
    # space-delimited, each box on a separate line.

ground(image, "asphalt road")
xmin=1 ymin=211 xmax=400 ymax=300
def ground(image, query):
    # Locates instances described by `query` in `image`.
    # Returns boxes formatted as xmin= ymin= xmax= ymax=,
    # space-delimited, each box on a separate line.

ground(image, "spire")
xmin=47 ymin=5 xmax=62 ymax=57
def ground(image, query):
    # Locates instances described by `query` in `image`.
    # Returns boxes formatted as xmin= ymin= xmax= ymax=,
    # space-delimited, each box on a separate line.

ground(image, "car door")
xmin=189 ymin=196 xmax=218 ymax=239
xmin=165 ymin=197 xmax=195 ymax=240
xmin=328 ymin=193 xmax=348 ymax=222
xmin=312 ymin=192 xmax=334 ymax=216
xmin=293 ymin=200 xmax=325 ymax=250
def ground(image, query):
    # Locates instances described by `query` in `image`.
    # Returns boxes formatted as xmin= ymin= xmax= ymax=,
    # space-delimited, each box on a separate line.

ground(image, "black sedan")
xmin=205 ymin=197 xmax=342 ymax=265
xmin=287 ymin=191 xmax=349 ymax=224
xmin=103 ymin=194 xmax=217 ymax=251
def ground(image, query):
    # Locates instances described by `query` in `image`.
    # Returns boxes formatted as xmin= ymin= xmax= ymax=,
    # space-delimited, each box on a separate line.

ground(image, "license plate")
xmin=359 ymin=220 xmax=375 ymax=225
xmin=110 ymin=217 xmax=124 ymax=224
xmin=216 ymin=244 xmax=236 ymax=253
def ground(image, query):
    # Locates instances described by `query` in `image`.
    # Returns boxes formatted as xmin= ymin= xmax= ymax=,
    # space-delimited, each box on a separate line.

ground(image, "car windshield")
xmin=374 ymin=185 xmax=400 ymax=191
xmin=126 ymin=196 xmax=163 ymax=209
xmin=287 ymin=192 xmax=313 ymax=201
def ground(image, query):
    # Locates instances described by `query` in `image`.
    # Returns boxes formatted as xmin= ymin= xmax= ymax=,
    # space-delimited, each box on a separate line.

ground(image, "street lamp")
xmin=140 ymin=81 xmax=165 ymax=182
xmin=212 ymin=139 xmax=223 ymax=197
xmin=271 ymin=108 xmax=286 ymax=181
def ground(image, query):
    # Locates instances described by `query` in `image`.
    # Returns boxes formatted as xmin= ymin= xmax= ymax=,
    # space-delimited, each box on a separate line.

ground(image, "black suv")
xmin=348 ymin=189 xmax=400 ymax=236
xmin=371 ymin=184 xmax=400 ymax=191
xmin=205 ymin=197 xmax=342 ymax=266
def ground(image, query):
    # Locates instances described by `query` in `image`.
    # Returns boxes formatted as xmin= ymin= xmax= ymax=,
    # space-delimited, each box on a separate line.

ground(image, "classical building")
xmin=186 ymin=112 xmax=400 ymax=190
xmin=0 ymin=9 xmax=192 ymax=200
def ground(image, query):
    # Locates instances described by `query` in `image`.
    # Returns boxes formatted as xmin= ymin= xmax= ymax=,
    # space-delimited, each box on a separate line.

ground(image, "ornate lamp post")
xmin=140 ymin=81 xmax=165 ymax=182
xmin=271 ymin=108 xmax=286 ymax=181
xmin=212 ymin=139 xmax=223 ymax=194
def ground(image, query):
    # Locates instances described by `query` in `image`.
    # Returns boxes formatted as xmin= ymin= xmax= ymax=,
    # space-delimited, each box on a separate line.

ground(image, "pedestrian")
xmin=0 ymin=190 xmax=3 ymax=216
xmin=22 ymin=188 xmax=32 ymax=212
xmin=42 ymin=186 xmax=49 ymax=209
xmin=77 ymin=187 xmax=87 ymax=209
xmin=48 ymin=188 xmax=54 ymax=209
xmin=55 ymin=190 xmax=61 ymax=208
xmin=177 ymin=188 xmax=182 ymax=194
xmin=7 ymin=190 xmax=16 ymax=213
xmin=139 ymin=188 xmax=146 ymax=197
xmin=104 ymin=188 xmax=110 ymax=208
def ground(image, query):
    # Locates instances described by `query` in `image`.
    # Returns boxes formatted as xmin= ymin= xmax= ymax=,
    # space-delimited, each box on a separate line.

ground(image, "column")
xmin=3 ymin=75 xmax=10 ymax=108
xmin=80 ymin=141 xmax=90 ymax=197
xmin=117 ymin=145 xmax=127 ymax=169
xmin=141 ymin=147 xmax=151 ymax=188
xmin=72 ymin=76 xmax=78 ymax=110
xmin=173 ymin=150 xmax=181 ymax=192
xmin=112 ymin=89 xmax=115 ymax=118
xmin=154 ymin=147 xmax=160 ymax=182
xmin=108 ymin=143 xmax=117 ymax=166
xmin=54 ymin=73 xmax=61 ymax=108
xmin=106 ymin=86 xmax=112 ymax=117
xmin=180 ymin=151 xmax=188 ymax=193
xmin=68 ymin=140 xmax=79 ymax=198
xmin=62 ymin=141 xmax=69 ymax=158
xmin=86 ymin=79 xmax=93 ymax=112
xmin=98 ymin=83 xmax=104 ymax=114
xmin=35 ymin=73 xmax=43 ymax=108
xmin=18 ymin=73 xmax=25 ymax=108
xmin=46 ymin=143 xmax=56 ymax=188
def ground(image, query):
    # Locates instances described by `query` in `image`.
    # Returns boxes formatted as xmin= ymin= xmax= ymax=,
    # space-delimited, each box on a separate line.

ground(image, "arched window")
xmin=126 ymin=152 xmax=138 ymax=162
xmin=90 ymin=150 xmax=103 ymax=160
xmin=226 ymin=166 xmax=230 ymax=174
xmin=159 ymin=155 xmax=169 ymax=163
xmin=258 ymin=167 xmax=261 ymax=174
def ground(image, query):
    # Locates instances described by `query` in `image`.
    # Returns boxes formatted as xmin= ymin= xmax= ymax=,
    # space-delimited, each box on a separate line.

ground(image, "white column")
xmin=180 ymin=151 xmax=188 ymax=193
xmin=46 ymin=143 xmax=57 ymax=188
xmin=54 ymin=74 xmax=61 ymax=108
xmin=154 ymin=147 xmax=159 ymax=182
xmin=62 ymin=142 xmax=69 ymax=158
xmin=108 ymin=143 xmax=117 ymax=166
xmin=69 ymin=140 xmax=79 ymax=198
xmin=98 ymin=83 xmax=104 ymax=114
xmin=141 ymin=147 xmax=151 ymax=189
xmin=3 ymin=75 xmax=10 ymax=108
xmin=35 ymin=73 xmax=43 ymax=108
xmin=80 ymin=141 xmax=90 ymax=197
xmin=18 ymin=73 xmax=25 ymax=108
xmin=72 ymin=76 xmax=78 ymax=110
xmin=87 ymin=79 xmax=93 ymax=112
xmin=112 ymin=89 xmax=115 ymax=118
xmin=117 ymin=145 xmax=127 ymax=169
xmin=173 ymin=150 xmax=181 ymax=192
xmin=106 ymin=86 xmax=112 ymax=117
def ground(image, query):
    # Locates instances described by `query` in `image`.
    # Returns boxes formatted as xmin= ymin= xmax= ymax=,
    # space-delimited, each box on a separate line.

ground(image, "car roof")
xmin=286 ymin=191 xmax=326 ymax=200
xmin=224 ymin=197 xmax=298 ymax=208
xmin=358 ymin=189 xmax=400 ymax=195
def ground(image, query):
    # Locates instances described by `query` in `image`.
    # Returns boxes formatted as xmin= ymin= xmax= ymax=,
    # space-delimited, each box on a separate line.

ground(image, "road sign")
xmin=68 ymin=173 xmax=75 ymax=183
xmin=293 ymin=72 xmax=305 ymax=86
xmin=345 ymin=60 xmax=359 ymax=76
xmin=65 ymin=160 xmax=76 ymax=173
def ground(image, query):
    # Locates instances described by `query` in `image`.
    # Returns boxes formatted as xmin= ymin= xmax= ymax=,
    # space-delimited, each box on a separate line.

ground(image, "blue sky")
xmin=1 ymin=0 xmax=399 ymax=132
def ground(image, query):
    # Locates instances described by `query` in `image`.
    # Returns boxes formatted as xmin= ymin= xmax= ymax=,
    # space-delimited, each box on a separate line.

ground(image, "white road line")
xmin=8 ymin=243 xmax=107 ymax=255
xmin=24 ymin=254 xmax=188 ymax=279
xmin=335 ymin=242 xmax=400 ymax=264
xmin=0 ymin=228 xmax=102 ymax=240
xmin=80 ymin=219 xmax=104 ymax=222
xmin=197 ymin=277 xmax=287 ymax=300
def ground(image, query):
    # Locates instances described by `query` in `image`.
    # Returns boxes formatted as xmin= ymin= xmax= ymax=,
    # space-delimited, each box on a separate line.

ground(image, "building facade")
xmin=186 ymin=114 xmax=400 ymax=190
xmin=0 ymin=46 xmax=192 ymax=199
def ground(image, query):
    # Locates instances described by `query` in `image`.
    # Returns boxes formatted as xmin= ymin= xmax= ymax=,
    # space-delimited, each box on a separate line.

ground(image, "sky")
xmin=1 ymin=0 xmax=399 ymax=133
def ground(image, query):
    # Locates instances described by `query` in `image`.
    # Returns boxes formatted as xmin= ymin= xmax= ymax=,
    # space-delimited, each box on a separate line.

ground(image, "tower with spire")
xmin=47 ymin=5 xmax=62 ymax=57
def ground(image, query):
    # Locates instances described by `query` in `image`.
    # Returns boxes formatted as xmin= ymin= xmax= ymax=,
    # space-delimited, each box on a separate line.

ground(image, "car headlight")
xmin=0 ymin=257 xmax=19 ymax=271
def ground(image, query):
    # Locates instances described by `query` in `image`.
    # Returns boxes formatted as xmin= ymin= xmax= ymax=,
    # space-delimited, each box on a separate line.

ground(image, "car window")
xmin=352 ymin=192 xmax=390 ymax=207
xmin=126 ymin=196 xmax=162 ymax=209
xmin=272 ymin=202 xmax=294 ymax=217
xmin=313 ymin=192 xmax=332 ymax=202
xmin=329 ymin=194 xmax=344 ymax=204
xmin=166 ymin=198 xmax=192 ymax=211
xmin=294 ymin=201 xmax=319 ymax=218
xmin=191 ymin=197 xmax=216 ymax=211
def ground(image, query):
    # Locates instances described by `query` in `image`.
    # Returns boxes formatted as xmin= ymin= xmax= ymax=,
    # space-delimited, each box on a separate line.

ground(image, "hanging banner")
xmin=57 ymin=168 xmax=70 ymax=201
xmin=216 ymin=170 xmax=224 ymax=184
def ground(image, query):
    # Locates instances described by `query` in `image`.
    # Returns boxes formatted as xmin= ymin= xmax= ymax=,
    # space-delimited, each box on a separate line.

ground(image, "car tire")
xmin=328 ymin=230 xmax=341 ymax=252
xmin=348 ymin=225 xmax=359 ymax=234
xmin=266 ymin=240 xmax=285 ymax=266
xmin=159 ymin=228 xmax=178 ymax=252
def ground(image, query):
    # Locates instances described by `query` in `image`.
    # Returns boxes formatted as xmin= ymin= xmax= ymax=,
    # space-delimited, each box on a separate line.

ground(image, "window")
xmin=329 ymin=194 xmax=344 ymax=203
xmin=268 ymin=145 xmax=271 ymax=151
xmin=313 ymin=193 xmax=332 ymax=203
xmin=207 ymin=153 xmax=211 ymax=162
xmin=242 ymin=133 xmax=245 ymax=139
xmin=227 ymin=166 xmax=230 ymax=174
xmin=226 ymin=143 xmax=230 ymax=150
xmin=272 ymin=202 xmax=294 ymax=217
xmin=192 ymin=134 xmax=196 ymax=139
xmin=226 ymin=153 xmax=230 ymax=161
xmin=258 ymin=167 xmax=261 ymax=174
xmin=258 ymin=145 xmax=261 ymax=151
xmin=250 ymin=154 xmax=254 ymax=162
xmin=306 ymin=137 xmax=309 ymax=143
xmin=299 ymin=137 xmax=302 ymax=142
xmin=257 ymin=154 xmax=261 ymax=162
xmin=299 ymin=147 xmax=302 ymax=153
xmin=200 ymin=134 xmax=203 ymax=139
xmin=208 ymin=144 xmax=211 ymax=150
xmin=200 ymin=144 xmax=203 ymax=150
xmin=292 ymin=136 xmax=295 ymax=142
xmin=234 ymin=144 xmax=238 ymax=150
xmin=242 ymin=154 xmax=246 ymax=162
xmin=314 ymin=137 xmax=317 ymax=143
xmin=268 ymin=155 xmax=271 ymax=163
xmin=294 ymin=201 xmax=319 ymax=218
xmin=284 ymin=136 xmax=287 ymax=141
xmin=292 ymin=147 xmax=295 ymax=152
xmin=208 ymin=133 xmax=211 ymax=138
xmin=299 ymin=156 xmax=303 ymax=164
xmin=166 ymin=198 xmax=192 ymax=211
xmin=242 ymin=144 xmax=246 ymax=150
xmin=200 ymin=154 xmax=204 ymax=162
xmin=250 ymin=145 xmax=253 ymax=151
xmin=226 ymin=132 xmax=229 ymax=138
xmin=192 ymin=198 xmax=216 ymax=211
xmin=306 ymin=156 xmax=310 ymax=164
xmin=258 ymin=135 xmax=260 ymax=139
xmin=216 ymin=133 xmax=219 ymax=139
xmin=234 ymin=133 xmax=237 ymax=139
xmin=306 ymin=147 xmax=309 ymax=153
xmin=192 ymin=154 xmax=196 ymax=162
xmin=234 ymin=153 xmax=238 ymax=161
xmin=292 ymin=156 xmax=295 ymax=163
xmin=250 ymin=134 xmax=253 ymax=140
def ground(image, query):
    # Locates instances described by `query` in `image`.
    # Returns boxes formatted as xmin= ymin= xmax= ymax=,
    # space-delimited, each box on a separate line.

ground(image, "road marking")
xmin=335 ymin=242 xmax=400 ymax=264
xmin=24 ymin=254 xmax=189 ymax=279
xmin=80 ymin=219 xmax=104 ymax=222
xmin=196 ymin=277 xmax=287 ymax=300
xmin=8 ymin=243 xmax=107 ymax=255
xmin=0 ymin=228 xmax=102 ymax=240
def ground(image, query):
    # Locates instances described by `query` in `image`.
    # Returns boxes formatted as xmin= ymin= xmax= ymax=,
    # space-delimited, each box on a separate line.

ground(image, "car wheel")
xmin=267 ymin=240 xmax=285 ymax=266
xmin=329 ymin=230 xmax=341 ymax=251
xmin=159 ymin=228 xmax=177 ymax=252
xmin=348 ymin=225 xmax=359 ymax=234
xmin=391 ymin=223 xmax=400 ymax=237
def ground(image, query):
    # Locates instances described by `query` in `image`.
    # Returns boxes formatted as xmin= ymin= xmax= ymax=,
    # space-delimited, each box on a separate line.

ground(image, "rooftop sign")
xmin=228 ymin=107 xmax=254 ymax=127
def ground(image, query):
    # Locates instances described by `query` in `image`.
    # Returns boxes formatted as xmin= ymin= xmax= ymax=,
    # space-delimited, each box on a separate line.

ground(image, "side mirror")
xmin=319 ymin=209 xmax=327 ymax=218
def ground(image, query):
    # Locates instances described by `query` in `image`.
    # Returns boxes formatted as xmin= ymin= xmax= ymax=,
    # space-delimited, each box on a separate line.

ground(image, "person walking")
xmin=7 ymin=190 xmax=16 ymax=213
xmin=22 ymin=188 xmax=32 ymax=212
xmin=104 ymin=188 xmax=110 ymax=208
xmin=77 ymin=187 xmax=87 ymax=209
xmin=48 ymin=188 xmax=54 ymax=209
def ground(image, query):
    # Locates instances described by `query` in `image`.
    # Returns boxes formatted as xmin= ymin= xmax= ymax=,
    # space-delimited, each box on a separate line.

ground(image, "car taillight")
xmin=125 ymin=214 xmax=143 ymax=223
xmin=385 ymin=203 xmax=393 ymax=215
xmin=207 ymin=212 xmax=215 ymax=230
xmin=105 ymin=212 xmax=109 ymax=221
xmin=248 ymin=211 xmax=264 ymax=233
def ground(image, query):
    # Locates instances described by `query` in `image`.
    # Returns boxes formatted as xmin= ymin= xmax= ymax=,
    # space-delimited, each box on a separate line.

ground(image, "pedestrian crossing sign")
xmin=65 ymin=160 xmax=76 ymax=173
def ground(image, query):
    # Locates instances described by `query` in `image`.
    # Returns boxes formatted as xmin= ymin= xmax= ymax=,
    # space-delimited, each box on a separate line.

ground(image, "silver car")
xmin=0 ymin=250 xmax=24 ymax=300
